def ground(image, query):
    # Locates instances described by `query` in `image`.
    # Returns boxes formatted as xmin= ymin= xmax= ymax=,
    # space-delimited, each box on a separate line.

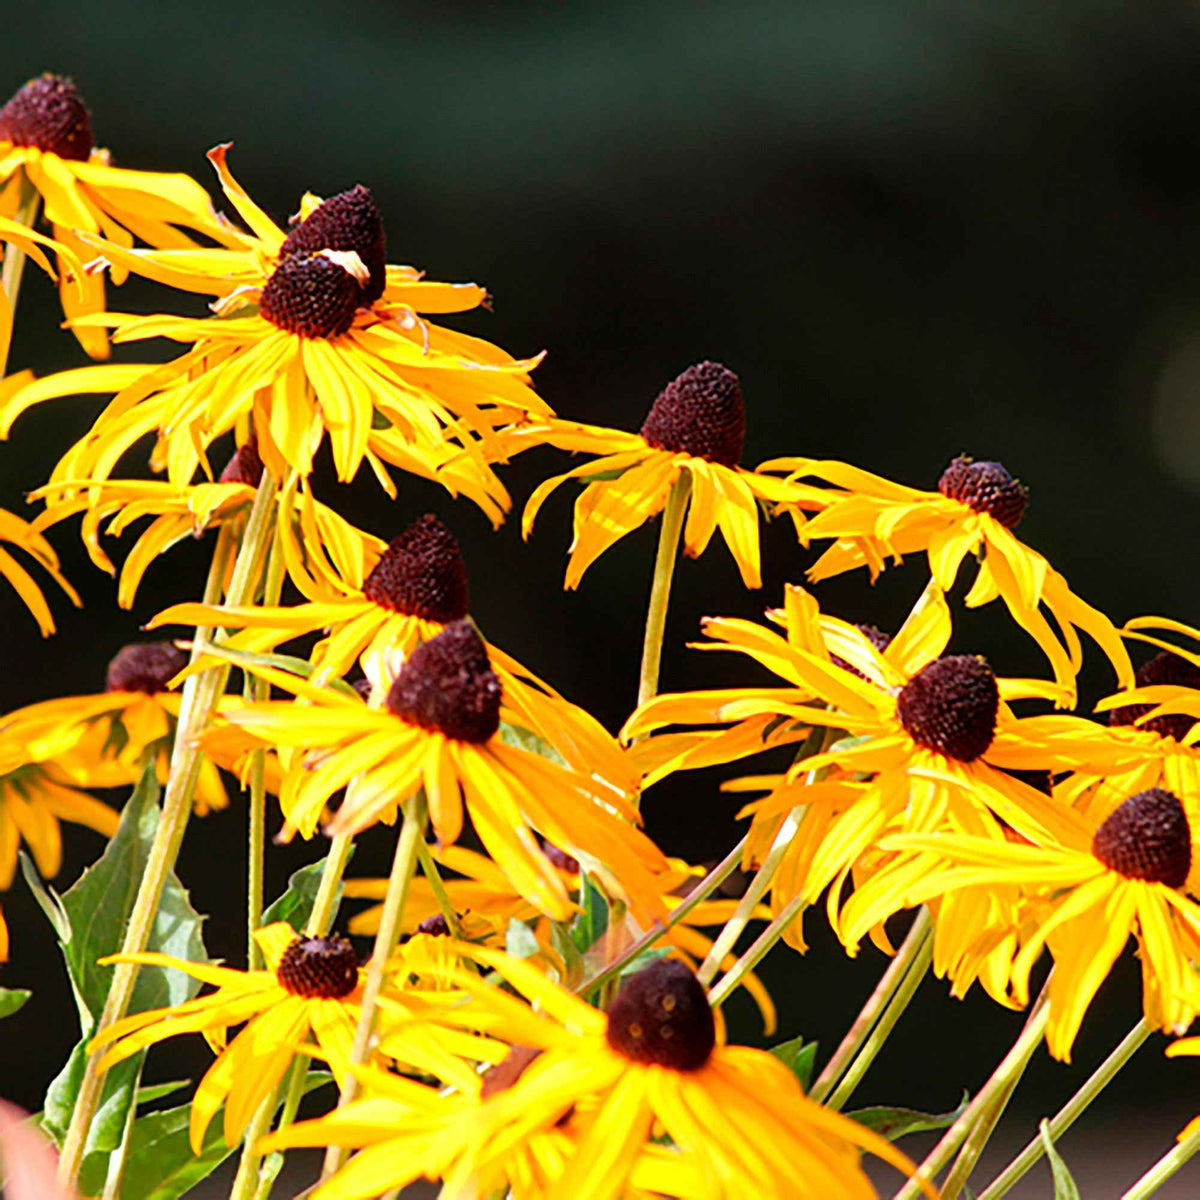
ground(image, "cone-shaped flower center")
xmin=937 ymin=456 xmax=1029 ymax=528
xmin=385 ymin=620 xmax=501 ymax=743
xmin=1108 ymin=651 xmax=1200 ymax=743
xmin=1092 ymin=787 xmax=1191 ymax=887
xmin=281 ymin=185 xmax=387 ymax=304
xmin=105 ymin=641 xmax=187 ymax=695
xmin=276 ymin=934 xmax=359 ymax=998
xmin=606 ymin=958 xmax=715 ymax=1071
xmin=362 ymin=514 xmax=469 ymax=621
xmin=416 ymin=913 xmax=450 ymax=937
xmin=639 ymin=361 xmax=745 ymax=467
xmin=0 ymin=74 xmax=92 ymax=161
xmin=218 ymin=438 xmax=264 ymax=487
xmin=896 ymin=654 xmax=999 ymax=762
xmin=541 ymin=839 xmax=579 ymax=873
xmin=259 ymin=252 xmax=363 ymax=339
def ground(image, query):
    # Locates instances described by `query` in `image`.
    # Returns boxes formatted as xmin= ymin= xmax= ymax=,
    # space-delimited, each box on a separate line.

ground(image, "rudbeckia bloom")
xmin=152 ymin=511 xmax=638 ymax=792
xmin=0 ymin=145 xmax=546 ymax=490
xmin=3 ymin=640 xmax=229 ymax=814
xmin=0 ymin=73 xmax=229 ymax=358
xmin=868 ymin=786 xmax=1200 ymax=1060
xmin=88 ymin=921 xmax=493 ymax=1152
xmin=265 ymin=950 xmax=931 ymax=1200
xmin=762 ymin=453 xmax=1132 ymax=702
xmin=513 ymin=361 xmax=817 ymax=589
xmin=0 ymin=504 xmax=79 ymax=634
xmin=625 ymin=582 xmax=1081 ymax=928
xmin=219 ymin=621 xmax=668 ymax=922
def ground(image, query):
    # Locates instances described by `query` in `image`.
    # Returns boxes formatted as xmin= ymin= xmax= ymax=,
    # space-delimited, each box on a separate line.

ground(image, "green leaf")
xmin=498 ymin=721 xmax=567 ymax=767
xmin=847 ymin=1093 xmax=969 ymax=1141
xmin=80 ymin=1072 xmax=334 ymax=1200
xmin=570 ymin=870 xmax=609 ymax=954
xmin=135 ymin=1079 xmax=191 ymax=1106
xmin=506 ymin=917 xmax=540 ymax=959
xmin=262 ymin=849 xmax=353 ymax=931
xmin=19 ymin=850 xmax=70 ymax=942
xmin=1040 ymin=1119 xmax=1081 ymax=1200
xmin=618 ymin=947 xmax=671 ymax=977
xmin=769 ymin=1035 xmax=818 ymax=1091
xmin=549 ymin=921 xmax=584 ymax=986
xmin=0 ymin=986 xmax=31 ymax=1018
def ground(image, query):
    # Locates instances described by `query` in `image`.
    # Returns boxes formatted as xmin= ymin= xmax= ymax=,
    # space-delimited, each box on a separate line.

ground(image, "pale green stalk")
xmin=226 ymin=831 xmax=357 ymax=1200
xmin=809 ymin=908 xmax=933 ymax=1105
xmin=58 ymin=476 xmax=278 ymax=1190
xmin=574 ymin=833 xmax=747 ymax=997
xmin=321 ymin=795 xmax=429 ymax=1183
xmin=416 ymin=840 xmax=465 ymax=938
xmin=822 ymin=912 xmax=934 ymax=1111
xmin=1121 ymin=1124 xmax=1200 ymax=1199
xmin=246 ymin=516 xmax=287 ymax=971
xmin=636 ymin=473 xmax=691 ymax=707
xmin=894 ymin=989 xmax=1050 ymax=1200
xmin=979 ymin=1019 xmax=1151 ymax=1199
xmin=706 ymin=892 xmax=804 ymax=1009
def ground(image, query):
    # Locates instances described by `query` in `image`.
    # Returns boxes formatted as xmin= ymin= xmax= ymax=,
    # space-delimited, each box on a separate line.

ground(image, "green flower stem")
xmin=58 ymin=476 xmax=278 ymax=1191
xmin=636 ymin=473 xmax=691 ymax=708
xmin=415 ymin=840 xmax=464 ymax=939
xmin=809 ymin=907 xmax=933 ymax=1106
xmin=1121 ymin=1123 xmax=1200 ymax=1200
xmin=228 ymin=829 xmax=357 ymax=1200
xmin=706 ymin=892 xmax=804 ymax=1010
xmin=321 ymin=794 xmax=429 ymax=1183
xmin=894 ymin=986 xmax=1051 ymax=1200
xmin=1 ymin=171 xmax=40 ymax=375
xmin=573 ymin=833 xmax=748 ymax=998
xmin=979 ymin=1019 xmax=1151 ymax=1200
xmin=246 ymin=517 xmax=288 ymax=971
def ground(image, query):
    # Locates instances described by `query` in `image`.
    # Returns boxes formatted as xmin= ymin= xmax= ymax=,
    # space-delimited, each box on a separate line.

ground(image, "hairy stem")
xmin=321 ymin=795 xmax=428 ymax=1183
xmin=1121 ymin=1123 xmax=1200 ymax=1200
xmin=810 ymin=908 xmax=933 ymax=1105
xmin=979 ymin=1019 xmax=1150 ymax=1200
xmin=58 ymin=477 xmax=277 ymax=1189
xmin=636 ymin=473 xmax=691 ymax=708
xmin=706 ymin=892 xmax=804 ymax=1010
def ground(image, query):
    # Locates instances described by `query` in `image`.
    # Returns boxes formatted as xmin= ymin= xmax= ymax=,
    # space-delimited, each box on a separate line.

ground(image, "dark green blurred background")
xmin=5 ymin=1 xmax=1200 ymax=1193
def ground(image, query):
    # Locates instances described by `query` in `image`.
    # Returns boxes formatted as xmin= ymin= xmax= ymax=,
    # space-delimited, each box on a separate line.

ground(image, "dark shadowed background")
xmin=4 ymin=2 xmax=1200 ymax=1195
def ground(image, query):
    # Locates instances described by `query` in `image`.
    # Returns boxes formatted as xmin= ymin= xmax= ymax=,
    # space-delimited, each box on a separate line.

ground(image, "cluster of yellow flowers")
xmin=3 ymin=69 xmax=1200 ymax=1200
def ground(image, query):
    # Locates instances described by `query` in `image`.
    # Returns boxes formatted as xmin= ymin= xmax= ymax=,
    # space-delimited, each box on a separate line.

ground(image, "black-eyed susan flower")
xmin=27 ymin=440 xmax=385 ymax=609
xmin=3 ymin=640 xmax=230 ymax=814
xmin=762 ymin=453 xmax=1133 ymax=703
xmin=867 ymin=786 xmax=1200 ymax=1060
xmin=152 ymin=511 xmax=638 ymax=793
xmin=0 ymin=146 xmax=546 ymax=490
xmin=88 ymin=921 xmax=495 ymax=1152
xmin=218 ymin=622 xmax=668 ymax=922
xmin=347 ymin=844 xmax=778 ymax=1032
xmin=264 ymin=950 xmax=931 ymax=1200
xmin=0 ymin=73 xmax=229 ymax=358
xmin=512 ymin=361 xmax=819 ymax=589
xmin=0 ymin=504 xmax=79 ymax=635
xmin=625 ymin=582 xmax=1083 ymax=929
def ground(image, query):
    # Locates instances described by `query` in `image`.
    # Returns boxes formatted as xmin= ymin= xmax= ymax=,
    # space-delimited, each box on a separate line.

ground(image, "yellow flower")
xmin=762 ymin=453 xmax=1132 ymax=702
xmin=626 ymin=582 xmax=1083 ymax=937
xmin=513 ymin=361 xmax=817 ymax=589
xmin=27 ymin=443 xmax=384 ymax=610
xmin=151 ymin=511 xmax=638 ymax=794
xmin=0 ymin=73 xmax=229 ymax=358
xmin=0 ymin=146 xmax=544 ymax=491
xmin=88 ymin=921 xmax=491 ymax=1152
xmin=0 ymin=505 xmax=79 ymax=635
xmin=219 ymin=622 xmax=668 ymax=923
xmin=869 ymin=786 xmax=1200 ymax=1060
xmin=265 ymin=949 xmax=932 ymax=1200
xmin=347 ymin=844 xmax=777 ymax=1032
xmin=2 ymin=640 xmax=229 ymax=815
